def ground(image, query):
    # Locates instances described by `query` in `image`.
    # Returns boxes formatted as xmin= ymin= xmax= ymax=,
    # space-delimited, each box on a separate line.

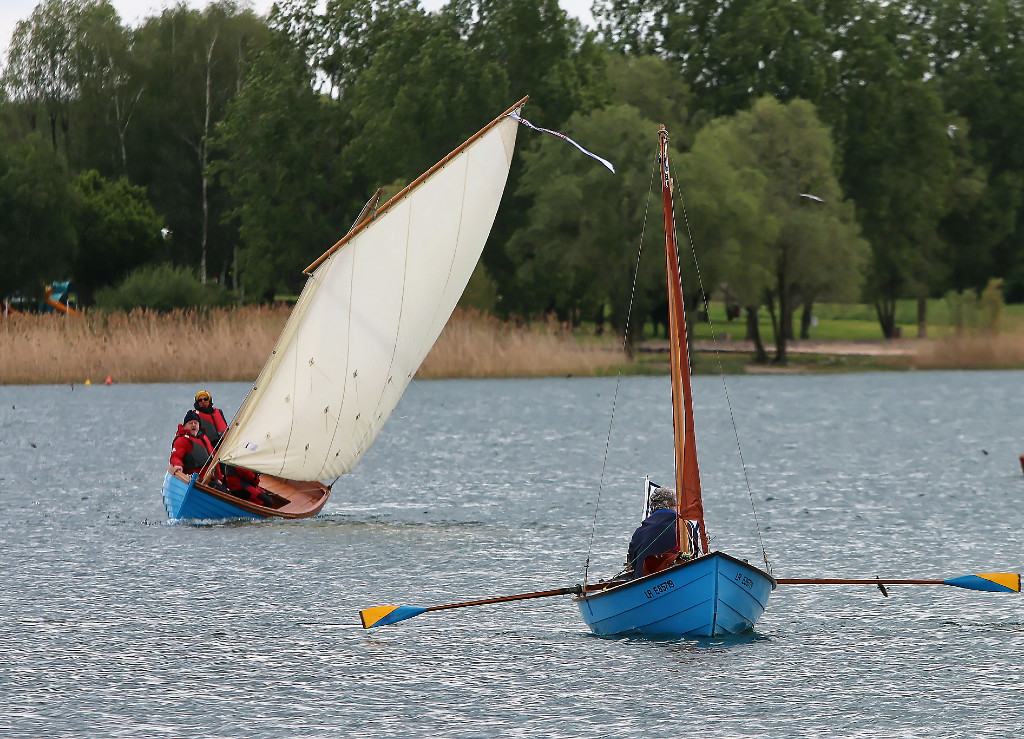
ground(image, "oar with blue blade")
xmin=360 ymin=585 xmax=585 ymax=629
xmin=776 ymin=573 xmax=1021 ymax=594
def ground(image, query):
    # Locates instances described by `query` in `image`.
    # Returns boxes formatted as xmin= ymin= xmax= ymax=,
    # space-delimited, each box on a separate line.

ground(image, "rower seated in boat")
xmin=625 ymin=486 xmax=682 ymax=579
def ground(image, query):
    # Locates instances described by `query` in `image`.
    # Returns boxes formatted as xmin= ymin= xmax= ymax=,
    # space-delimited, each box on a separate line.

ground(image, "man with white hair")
xmin=626 ymin=486 xmax=680 ymax=579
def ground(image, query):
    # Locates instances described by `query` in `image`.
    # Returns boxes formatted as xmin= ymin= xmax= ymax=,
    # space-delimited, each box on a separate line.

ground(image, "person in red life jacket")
xmin=222 ymin=463 xmax=275 ymax=508
xmin=168 ymin=411 xmax=218 ymax=476
xmin=192 ymin=389 xmax=228 ymax=447
xmin=625 ymin=486 xmax=681 ymax=579
xmin=169 ymin=411 xmax=274 ymax=506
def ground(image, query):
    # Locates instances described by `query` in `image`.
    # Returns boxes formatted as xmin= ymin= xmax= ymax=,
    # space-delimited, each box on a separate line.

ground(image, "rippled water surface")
xmin=2 ymin=372 xmax=1023 ymax=737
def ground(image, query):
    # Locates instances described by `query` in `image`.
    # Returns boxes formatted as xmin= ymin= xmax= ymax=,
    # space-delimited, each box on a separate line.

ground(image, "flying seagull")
xmin=799 ymin=193 xmax=825 ymax=204
xmin=948 ymin=124 xmax=959 ymax=140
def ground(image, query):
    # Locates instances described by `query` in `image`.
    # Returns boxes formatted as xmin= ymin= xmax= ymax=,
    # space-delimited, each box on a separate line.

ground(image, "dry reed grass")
xmin=908 ymin=328 xmax=1024 ymax=370
xmin=419 ymin=310 xmax=628 ymax=378
xmin=0 ymin=307 xmax=628 ymax=385
xmin=0 ymin=306 xmax=287 ymax=385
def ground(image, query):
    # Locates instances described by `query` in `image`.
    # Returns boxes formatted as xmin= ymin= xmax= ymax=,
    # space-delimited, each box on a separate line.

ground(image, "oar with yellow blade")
xmin=360 ymin=584 xmax=586 ymax=628
xmin=776 ymin=572 xmax=1021 ymax=595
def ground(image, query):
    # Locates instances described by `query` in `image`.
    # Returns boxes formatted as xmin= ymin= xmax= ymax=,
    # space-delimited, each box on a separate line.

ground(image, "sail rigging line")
xmin=582 ymin=157 xmax=659 ymax=590
xmin=671 ymin=175 xmax=773 ymax=575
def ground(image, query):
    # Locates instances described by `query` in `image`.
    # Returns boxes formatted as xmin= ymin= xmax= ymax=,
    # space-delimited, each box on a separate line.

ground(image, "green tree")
xmin=71 ymin=168 xmax=163 ymax=303
xmin=67 ymin=0 xmax=141 ymax=175
xmin=129 ymin=2 xmax=269 ymax=285
xmin=508 ymin=104 xmax=665 ymax=344
xmin=594 ymin=0 xmax=838 ymax=119
xmin=3 ymin=0 xmax=84 ymax=151
xmin=927 ymin=0 xmax=1024 ymax=300
xmin=834 ymin=5 xmax=961 ymax=337
xmin=678 ymin=97 xmax=867 ymax=363
xmin=213 ymin=34 xmax=350 ymax=301
xmin=341 ymin=10 xmax=510 ymax=191
xmin=94 ymin=263 xmax=231 ymax=311
xmin=0 ymin=132 xmax=76 ymax=301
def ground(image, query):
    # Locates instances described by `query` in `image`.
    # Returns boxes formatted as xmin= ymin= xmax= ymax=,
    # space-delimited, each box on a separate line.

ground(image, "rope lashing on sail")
xmin=672 ymin=178 xmax=773 ymax=576
xmin=582 ymin=158 xmax=659 ymax=590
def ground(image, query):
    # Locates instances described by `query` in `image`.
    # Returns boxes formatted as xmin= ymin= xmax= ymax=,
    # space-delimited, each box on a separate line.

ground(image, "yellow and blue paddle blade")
xmin=943 ymin=573 xmax=1021 ymax=593
xmin=360 ymin=605 xmax=427 ymax=629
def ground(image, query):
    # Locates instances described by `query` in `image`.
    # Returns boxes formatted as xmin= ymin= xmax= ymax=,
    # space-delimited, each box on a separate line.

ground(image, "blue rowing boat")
xmin=575 ymin=126 xmax=775 ymax=638
xmin=577 ymin=552 xmax=774 ymax=637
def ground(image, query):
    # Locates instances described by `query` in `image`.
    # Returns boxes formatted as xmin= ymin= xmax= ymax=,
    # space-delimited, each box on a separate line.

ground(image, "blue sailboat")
xmin=574 ymin=126 xmax=775 ymax=637
xmin=357 ymin=123 xmax=1018 ymax=635
xmin=161 ymin=99 xmax=528 ymax=522
xmin=162 ymin=472 xmax=329 ymax=521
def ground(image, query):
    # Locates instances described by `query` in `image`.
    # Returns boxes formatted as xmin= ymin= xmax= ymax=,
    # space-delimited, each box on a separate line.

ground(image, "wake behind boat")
xmin=162 ymin=98 xmax=527 ymax=520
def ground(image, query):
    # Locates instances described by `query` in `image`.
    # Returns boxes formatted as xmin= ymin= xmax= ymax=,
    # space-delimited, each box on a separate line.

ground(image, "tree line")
xmin=1 ymin=0 xmax=1020 ymax=361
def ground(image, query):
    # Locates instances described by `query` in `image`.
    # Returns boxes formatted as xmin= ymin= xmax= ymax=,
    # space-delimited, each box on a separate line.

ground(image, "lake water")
xmin=2 ymin=372 xmax=1023 ymax=738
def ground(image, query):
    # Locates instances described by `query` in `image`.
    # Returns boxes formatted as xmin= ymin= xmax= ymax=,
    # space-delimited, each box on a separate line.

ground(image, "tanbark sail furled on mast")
xmin=659 ymin=126 xmax=708 ymax=557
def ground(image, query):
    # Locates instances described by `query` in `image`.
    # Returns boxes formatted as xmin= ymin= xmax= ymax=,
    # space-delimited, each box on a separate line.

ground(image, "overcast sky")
xmin=2 ymin=0 xmax=596 ymax=62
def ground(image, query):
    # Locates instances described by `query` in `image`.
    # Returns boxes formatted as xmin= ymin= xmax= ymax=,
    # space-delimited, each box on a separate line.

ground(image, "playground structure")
xmin=43 ymin=281 xmax=79 ymax=314
xmin=2 ymin=281 xmax=79 ymax=316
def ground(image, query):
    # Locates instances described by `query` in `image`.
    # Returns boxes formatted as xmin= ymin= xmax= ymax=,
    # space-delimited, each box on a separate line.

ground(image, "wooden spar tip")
xmin=303 ymin=95 xmax=530 ymax=275
xmin=775 ymin=573 xmax=1021 ymax=594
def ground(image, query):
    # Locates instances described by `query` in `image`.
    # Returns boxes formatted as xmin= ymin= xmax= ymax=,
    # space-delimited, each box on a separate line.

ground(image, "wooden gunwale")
xmin=172 ymin=471 xmax=329 ymax=519
xmin=302 ymin=95 xmax=529 ymax=274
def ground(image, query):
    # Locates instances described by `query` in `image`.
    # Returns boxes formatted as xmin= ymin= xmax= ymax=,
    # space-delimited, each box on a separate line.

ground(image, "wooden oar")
xmin=776 ymin=573 xmax=1020 ymax=594
xmin=360 ymin=585 xmax=587 ymax=628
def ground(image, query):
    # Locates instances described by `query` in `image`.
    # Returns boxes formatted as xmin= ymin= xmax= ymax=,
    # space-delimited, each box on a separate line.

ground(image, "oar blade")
xmin=943 ymin=573 xmax=1021 ymax=593
xmin=360 ymin=605 xmax=427 ymax=629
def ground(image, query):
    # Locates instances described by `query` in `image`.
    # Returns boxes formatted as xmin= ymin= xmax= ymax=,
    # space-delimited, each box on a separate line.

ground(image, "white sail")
xmin=217 ymin=113 xmax=520 ymax=481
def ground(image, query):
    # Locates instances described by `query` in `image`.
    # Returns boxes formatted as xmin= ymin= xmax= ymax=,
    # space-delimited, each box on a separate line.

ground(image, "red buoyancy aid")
xmin=170 ymin=426 xmax=217 ymax=474
xmin=193 ymin=406 xmax=228 ymax=446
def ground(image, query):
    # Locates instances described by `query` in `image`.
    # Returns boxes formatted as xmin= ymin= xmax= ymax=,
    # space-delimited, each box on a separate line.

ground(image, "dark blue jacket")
xmin=627 ymin=509 xmax=679 ymax=579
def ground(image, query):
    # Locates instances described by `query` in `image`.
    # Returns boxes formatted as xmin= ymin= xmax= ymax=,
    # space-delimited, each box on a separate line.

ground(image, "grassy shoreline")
xmin=3 ymin=307 xmax=1024 ymax=386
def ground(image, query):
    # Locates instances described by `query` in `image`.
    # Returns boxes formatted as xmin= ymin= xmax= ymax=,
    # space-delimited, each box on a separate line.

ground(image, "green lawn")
xmin=678 ymin=299 xmax=1024 ymax=343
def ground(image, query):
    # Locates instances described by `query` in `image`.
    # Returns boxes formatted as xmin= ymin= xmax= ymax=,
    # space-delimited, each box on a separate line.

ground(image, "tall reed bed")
xmin=420 ymin=310 xmax=627 ymax=378
xmin=909 ymin=329 xmax=1024 ymax=370
xmin=0 ymin=307 xmax=628 ymax=385
xmin=0 ymin=307 xmax=286 ymax=385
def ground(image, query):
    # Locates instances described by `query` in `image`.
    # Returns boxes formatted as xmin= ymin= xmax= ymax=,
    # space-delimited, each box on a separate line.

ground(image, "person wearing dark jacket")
xmin=192 ymin=389 xmax=228 ymax=447
xmin=626 ymin=487 xmax=680 ymax=579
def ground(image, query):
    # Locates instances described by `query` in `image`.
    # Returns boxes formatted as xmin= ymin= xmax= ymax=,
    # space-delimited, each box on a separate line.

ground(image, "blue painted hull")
xmin=575 ymin=552 xmax=775 ymax=637
xmin=162 ymin=473 xmax=262 ymax=520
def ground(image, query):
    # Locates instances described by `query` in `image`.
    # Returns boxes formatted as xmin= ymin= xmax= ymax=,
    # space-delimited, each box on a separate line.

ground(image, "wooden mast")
xmin=659 ymin=126 xmax=708 ymax=556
